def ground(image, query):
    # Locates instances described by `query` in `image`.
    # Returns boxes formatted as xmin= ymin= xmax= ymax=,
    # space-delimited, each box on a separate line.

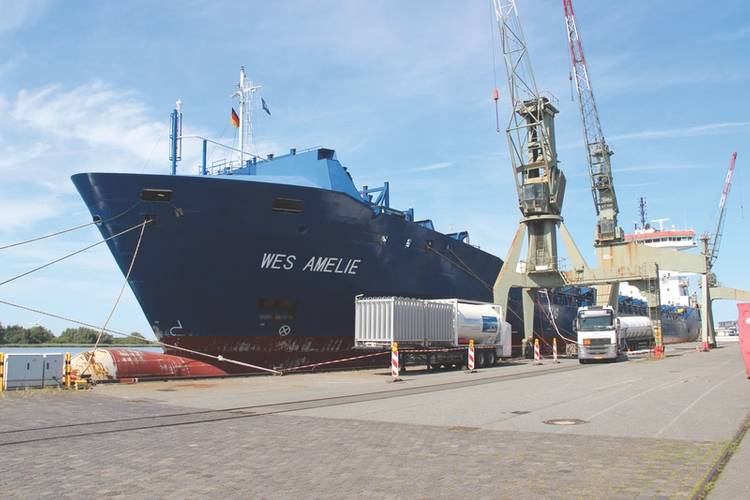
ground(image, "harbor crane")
xmin=491 ymin=0 xmax=710 ymax=348
xmin=491 ymin=0 xmax=591 ymax=344
xmin=562 ymin=0 xmax=623 ymax=246
xmin=562 ymin=0 xmax=746 ymax=347
xmin=705 ymin=151 xmax=738 ymax=282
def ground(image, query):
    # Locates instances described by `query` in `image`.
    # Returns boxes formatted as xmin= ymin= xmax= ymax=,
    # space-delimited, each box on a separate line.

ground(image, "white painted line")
xmin=653 ymin=369 xmax=745 ymax=437
xmin=586 ymin=378 xmax=684 ymax=421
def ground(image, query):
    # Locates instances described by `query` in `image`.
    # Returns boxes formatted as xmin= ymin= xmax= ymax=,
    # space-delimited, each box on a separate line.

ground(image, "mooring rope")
xmin=0 ymin=201 xmax=141 ymax=251
xmin=79 ymin=220 xmax=150 ymax=377
xmin=0 ymin=220 xmax=150 ymax=287
xmin=91 ymin=221 xmax=148 ymax=351
xmin=0 ymin=296 xmax=283 ymax=375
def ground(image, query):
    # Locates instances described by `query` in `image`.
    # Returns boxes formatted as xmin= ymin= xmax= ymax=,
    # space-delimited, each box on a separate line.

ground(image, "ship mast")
xmin=232 ymin=66 xmax=261 ymax=165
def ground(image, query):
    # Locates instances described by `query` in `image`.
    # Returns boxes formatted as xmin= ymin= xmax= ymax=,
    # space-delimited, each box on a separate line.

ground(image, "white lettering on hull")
xmin=261 ymin=252 xmax=361 ymax=275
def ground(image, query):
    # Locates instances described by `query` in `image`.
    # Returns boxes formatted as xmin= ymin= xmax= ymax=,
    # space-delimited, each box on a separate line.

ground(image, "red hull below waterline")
xmin=162 ymin=335 xmax=390 ymax=374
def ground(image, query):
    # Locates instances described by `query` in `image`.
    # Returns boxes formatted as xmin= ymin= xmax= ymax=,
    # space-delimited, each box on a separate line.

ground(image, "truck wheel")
xmin=476 ymin=351 xmax=487 ymax=369
xmin=486 ymin=351 xmax=496 ymax=367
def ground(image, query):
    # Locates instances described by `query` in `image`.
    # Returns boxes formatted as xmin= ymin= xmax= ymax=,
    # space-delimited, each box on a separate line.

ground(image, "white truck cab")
xmin=576 ymin=306 xmax=653 ymax=363
xmin=576 ymin=306 xmax=618 ymax=362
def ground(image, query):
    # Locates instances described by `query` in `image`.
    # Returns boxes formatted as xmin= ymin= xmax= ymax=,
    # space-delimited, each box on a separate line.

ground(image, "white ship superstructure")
xmin=620 ymin=218 xmax=698 ymax=307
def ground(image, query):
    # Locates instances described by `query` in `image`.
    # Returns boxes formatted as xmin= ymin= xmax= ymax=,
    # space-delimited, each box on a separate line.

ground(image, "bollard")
xmin=64 ymin=352 xmax=72 ymax=389
xmin=467 ymin=339 xmax=476 ymax=372
xmin=553 ymin=338 xmax=560 ymax=364
xmin=391 ymin=342 xmax=402 ymax=382
xmin=533 ymin=338 xmax=542 ymax=365
xmin=0 ymin=352 xmax=4 ymax=392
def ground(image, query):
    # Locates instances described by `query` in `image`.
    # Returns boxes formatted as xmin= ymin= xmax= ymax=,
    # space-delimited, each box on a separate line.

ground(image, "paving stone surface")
xmin=0 ymin=391 xmax=726 ymax=499
xmin=1 ymin=344 xmax=747 ymax=498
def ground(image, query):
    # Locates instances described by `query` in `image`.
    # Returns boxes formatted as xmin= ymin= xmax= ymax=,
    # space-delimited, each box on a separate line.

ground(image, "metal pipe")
xmin=177 ymin=135 xmax=252 ymax=156
xmin=169 ymin=108 xmax=178 ymax=175
xmin=201 ymin=139 xmax=207 ymax=176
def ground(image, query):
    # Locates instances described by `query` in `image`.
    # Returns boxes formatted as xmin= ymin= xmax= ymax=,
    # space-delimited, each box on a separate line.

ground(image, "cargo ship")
xmin=620 ymin=214 xmax=702 ymax=343
xmin=71 ymin=70 xmax=696 ymax=371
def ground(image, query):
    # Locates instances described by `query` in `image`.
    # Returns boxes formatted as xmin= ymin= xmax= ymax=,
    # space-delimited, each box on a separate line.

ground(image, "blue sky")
xmin=0 ymin=0 xmax=748 ymax=338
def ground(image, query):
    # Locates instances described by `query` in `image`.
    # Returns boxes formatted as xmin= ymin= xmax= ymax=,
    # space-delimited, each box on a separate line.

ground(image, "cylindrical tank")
xmin=618 ymin=316 xmax=653 ymax=341
xmin=71 ymin=348 xmax=228 ymax=381
xmin=455 ymin=303 xmax=503 ymax=344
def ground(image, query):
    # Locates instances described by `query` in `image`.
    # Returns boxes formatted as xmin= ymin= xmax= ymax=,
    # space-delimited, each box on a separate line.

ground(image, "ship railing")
xmin=206 ymin=158 xmax=243 ymax=175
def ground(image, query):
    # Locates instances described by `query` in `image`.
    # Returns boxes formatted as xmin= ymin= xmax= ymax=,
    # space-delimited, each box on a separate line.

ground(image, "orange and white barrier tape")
xmin=282 ymin=351 xmax=388 ymax=373
xmin=467 ymin=339 xmax=476 ymax=372
xmin=391 ymin=342 xmax=402 ymax=382
xmin=534 ymin=338 xmax=542 ymax=365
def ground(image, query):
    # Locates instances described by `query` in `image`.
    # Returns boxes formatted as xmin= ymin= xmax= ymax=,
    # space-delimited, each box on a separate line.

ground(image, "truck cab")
xmin=576 ymin=306 xmax=618 ymax=362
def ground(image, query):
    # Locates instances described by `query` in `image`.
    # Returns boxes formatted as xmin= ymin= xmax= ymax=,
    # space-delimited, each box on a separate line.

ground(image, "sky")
xmin=0 ymin=0 xmax=748 ymax=339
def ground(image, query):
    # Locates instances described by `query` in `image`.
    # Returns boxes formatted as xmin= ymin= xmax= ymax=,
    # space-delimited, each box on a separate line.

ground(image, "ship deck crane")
xmin=563 ymin=0 xmax=622 ymax=245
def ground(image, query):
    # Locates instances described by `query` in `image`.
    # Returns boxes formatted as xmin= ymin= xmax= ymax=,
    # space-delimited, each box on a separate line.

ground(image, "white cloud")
xmin=714 ymin=25 xmax=750 ymax=41
xmin=0 ymin=194 xmax=59 ymax=232
xmin=0 ymin=142 xmax=49 ymax=169
xmin=615 ymin=163 xmax=713 ymax=173
xmin=0 ymin=0 xmax=49 ymax=33
xmin=12 ymin=82 xmax=168 ymax=161
xmin=608 ymin=121 xmax=750 ymax=142
xmin=409 ymin=161 xmax=453 ymax=172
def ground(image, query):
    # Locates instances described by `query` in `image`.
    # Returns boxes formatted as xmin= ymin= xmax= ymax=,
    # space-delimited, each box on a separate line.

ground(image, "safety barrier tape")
xmin=281 ymin=351 xmax=389 ymax=373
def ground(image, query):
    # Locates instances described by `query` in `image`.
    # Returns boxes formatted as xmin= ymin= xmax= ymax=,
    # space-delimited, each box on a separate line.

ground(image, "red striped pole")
xmin=553 ymin=338 xmax=560 ymax=363
xmin=534 ymin=338 xmax=542 ymax=365
xmin=391 ymin=342 xmax=402 ymax=382
xmin=467 ymin=339 xmax=476 ymax=372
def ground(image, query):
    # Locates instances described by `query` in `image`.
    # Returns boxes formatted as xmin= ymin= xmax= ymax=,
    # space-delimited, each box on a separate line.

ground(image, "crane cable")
xmin=488 ymin=0 xmax=501 ymax=133
xmin=0 ymin=201 xmax=142 ymax=251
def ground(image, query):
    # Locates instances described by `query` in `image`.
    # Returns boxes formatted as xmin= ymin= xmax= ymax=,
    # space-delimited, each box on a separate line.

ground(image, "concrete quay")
xmin=1 ymin=342 xmax=748 ymax=498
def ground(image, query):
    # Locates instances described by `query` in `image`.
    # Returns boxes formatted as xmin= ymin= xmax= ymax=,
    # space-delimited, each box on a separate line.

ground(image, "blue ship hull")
xmin=73 ymin=171 xmax=513 ymax=369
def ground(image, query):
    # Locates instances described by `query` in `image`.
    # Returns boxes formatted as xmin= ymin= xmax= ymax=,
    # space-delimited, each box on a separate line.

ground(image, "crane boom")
xmin=709 ymin=151 xmax=738 ymax=269
xmin=563 ymin=0 xmax=622 ymax=245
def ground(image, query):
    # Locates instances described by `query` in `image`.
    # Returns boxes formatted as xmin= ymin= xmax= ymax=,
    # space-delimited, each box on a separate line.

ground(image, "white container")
xmin=355 ymin=297 xmax=454 ymax=346
xmin=355 ymin=297 xmax=510 ymax=349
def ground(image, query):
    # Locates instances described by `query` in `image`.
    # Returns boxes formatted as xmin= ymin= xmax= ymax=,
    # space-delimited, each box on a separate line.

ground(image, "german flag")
xmin=231 ymin=108 xmax=240 ymax=128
